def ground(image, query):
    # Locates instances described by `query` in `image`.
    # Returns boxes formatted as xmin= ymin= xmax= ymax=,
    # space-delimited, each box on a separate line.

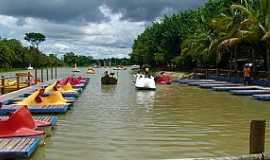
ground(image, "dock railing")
xmin=0 ymin=67 xmax=61 ymax=95
xmin=193 ymin=68 xmax=269 ymax=85
xmin=193 ymin=68 xmax=242 ymax=79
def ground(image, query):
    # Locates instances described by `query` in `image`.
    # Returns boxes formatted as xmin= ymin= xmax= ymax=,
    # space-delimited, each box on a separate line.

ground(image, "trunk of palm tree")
xmin=267 ymin=48 xmax=270 ymax=79
xmin=233 ymin=47 xmax=238 ymax=70
xmin=251 ymin=48 xmax=256 ymax=65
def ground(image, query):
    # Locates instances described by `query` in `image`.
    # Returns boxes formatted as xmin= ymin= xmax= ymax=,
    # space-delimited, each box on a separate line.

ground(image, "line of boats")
xmin=135 ymin=72 xmax=172 ymax=90
xmin=0 ymin=76 xmax=89 ymax=158
xmin=100 ymin=69 xmax=172 ymax=90
xmin=72 ymin=64 xmax=128 ymax=73
xmin=72 ymin=64 xmax=172 ymax=91
xmin=0 ymin=76 xmax=87 ymax=138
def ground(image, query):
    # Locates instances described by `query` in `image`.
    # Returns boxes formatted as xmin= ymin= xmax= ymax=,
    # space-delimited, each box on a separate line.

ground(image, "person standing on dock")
xmin=243 ymin=64 xmax=251 ymax=85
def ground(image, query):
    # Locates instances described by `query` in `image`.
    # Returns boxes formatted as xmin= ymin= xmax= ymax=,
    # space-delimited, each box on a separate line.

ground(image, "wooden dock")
xmin=0 ymin=115 xmax=58 ymax=127
xmin=253 ymin=94 xmax=270 ymax=101
xmin=199 ymin=83 xmax=239 ymax=89
xmin=34 ymin=116 xmax=58 ymax=126
xmin=0 ymin=137 xmax=41 ymax=159
xmin=187 ymin=81 xmax=228 ymax=86
xmin=212 ymin=86 xmax=261 ymax=91
xmin=0 ymin=104 xmax=70 ymax=114
xmin=177 ymin=79 xmax=270 ymax=101
xmin=230 ymin=89 xmax=270 ymax=96
xmin=0 ymin=78 xmax=88 ymax=114
xmin=176 ymin=79 xmax=215 ymax=84
xmin=0 ymin=76 xmax=89 ymax=159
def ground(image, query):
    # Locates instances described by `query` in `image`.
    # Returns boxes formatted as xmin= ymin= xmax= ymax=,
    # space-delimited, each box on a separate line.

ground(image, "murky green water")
xmin=27 ymin=68 xmax=270 ymax=160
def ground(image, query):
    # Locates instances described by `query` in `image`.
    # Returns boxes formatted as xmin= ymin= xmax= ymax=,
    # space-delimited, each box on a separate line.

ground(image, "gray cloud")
xmin=106 ymin=0 xmax=207 ymax=21
xmin=0 ymin=0 xmax=206 ymax=23
xmin=0 ymin=0 xmax=207 ymax=58
xmin=0 ymin=0 xmax=104 ymax=23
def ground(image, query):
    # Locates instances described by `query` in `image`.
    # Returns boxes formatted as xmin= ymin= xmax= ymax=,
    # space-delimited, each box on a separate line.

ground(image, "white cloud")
xmin=52 ymin=43 xmax=70 ymax=51
xmin=0 ymin=5 xmax=146 ymax=58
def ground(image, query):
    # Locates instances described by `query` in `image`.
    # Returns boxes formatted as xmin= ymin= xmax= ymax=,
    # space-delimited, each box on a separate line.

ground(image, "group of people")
xmin=136 ymin=67 xmax=152 ymax=78
xmin=103 ymin=71 xmax=116 ymax=79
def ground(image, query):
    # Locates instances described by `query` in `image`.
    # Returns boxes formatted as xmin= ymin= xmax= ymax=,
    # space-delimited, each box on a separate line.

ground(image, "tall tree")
xmin=24 ymin=32 xmax=46 ymax=49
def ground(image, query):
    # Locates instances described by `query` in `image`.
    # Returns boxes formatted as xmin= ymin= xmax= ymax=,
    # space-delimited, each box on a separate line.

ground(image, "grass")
xmin=0 ymin=68 xmax=25 ymax=73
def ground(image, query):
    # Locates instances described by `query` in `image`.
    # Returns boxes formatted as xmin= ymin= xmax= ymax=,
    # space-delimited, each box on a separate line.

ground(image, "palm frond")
xmin=231 ymin=5 xmax=253 ymax=17
xmin=262 ymin=31 xmax=270 ymax=43
xmin=218 ymin=38 xmax=241 ymax=50
xmin=240 ymin=19 xmax=256 ymax=29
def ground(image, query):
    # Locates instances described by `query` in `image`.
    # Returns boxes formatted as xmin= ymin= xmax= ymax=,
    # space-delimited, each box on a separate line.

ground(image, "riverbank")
xmin=0 ymin=68 xmax=25 ymax=73
xmin=131 ymin=67 xmax=192 ymax=80
xmin=156 ymin=71 xmax=192 ymax=80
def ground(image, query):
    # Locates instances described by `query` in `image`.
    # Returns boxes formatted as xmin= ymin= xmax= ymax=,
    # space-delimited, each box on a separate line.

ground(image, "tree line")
xmin=0 ymin=38 xmax=62 ymax=68
xmin=0 ymin=33 xmax=133 ymax=69
xmin=93 ymin=57 xmax=132 ymax=66
xmin=130 ymin=0 xmax=270 ymax=73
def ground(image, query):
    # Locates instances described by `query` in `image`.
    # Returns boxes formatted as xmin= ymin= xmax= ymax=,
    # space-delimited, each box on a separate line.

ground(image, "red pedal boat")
xmin=155 ymin=73 xmax=172 ymax=85
xmin=0 ymin=106 xmax=45 ymax=138
xmin=59 ymin=76 xmax=83 ymax=85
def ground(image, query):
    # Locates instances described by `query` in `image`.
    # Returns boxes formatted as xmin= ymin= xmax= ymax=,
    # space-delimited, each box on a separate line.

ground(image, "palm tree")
xmin=207 ymin=8 xmax=243 ymax=69
xmin=230 ymin=0 xmax=270 ymax=76
xmin=212 ymin=0 xmax=270 ymax=73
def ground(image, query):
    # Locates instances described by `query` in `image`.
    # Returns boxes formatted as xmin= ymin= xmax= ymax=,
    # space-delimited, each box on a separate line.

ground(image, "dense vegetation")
xmin=93 ymin=58 xmax=132 ymax=66
xmin=63 ymin=52 xmax=94 ymax=66
xmin=0 ymin=34 xmax=132 ymax=69
xmin=63 ymin=52 xmax=131 ymax=67
xmin=0 ymin=38 xmax=62 ymax=68
xmin=131 ymin=0 xmax=270 ymax=72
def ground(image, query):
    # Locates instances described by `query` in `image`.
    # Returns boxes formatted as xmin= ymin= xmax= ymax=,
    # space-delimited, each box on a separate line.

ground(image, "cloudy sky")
xmin=0 ymin=0 xmax=206 ymax=58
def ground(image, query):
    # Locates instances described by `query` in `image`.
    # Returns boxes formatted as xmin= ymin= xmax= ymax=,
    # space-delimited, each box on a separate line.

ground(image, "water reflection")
xmin=101 ymin=85 xmax=116 ymax=94
xmin=28 ymin=68 xmax=270 ymax=160
xmin=136 ymin=91 xmax=156 ymax=107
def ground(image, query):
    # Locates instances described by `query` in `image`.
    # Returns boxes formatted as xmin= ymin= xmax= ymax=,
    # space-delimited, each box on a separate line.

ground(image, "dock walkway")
xmin=176 ymin=79 xmax=270 ymax=101
xmin=0 ymin=137 xmax=41 ymax=159
xmin=0 ymin=77 xmax=89 ymax=158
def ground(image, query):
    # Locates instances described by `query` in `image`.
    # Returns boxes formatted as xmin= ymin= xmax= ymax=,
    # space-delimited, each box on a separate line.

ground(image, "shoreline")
xmin=131 ymin=67 xmax=192 ymax=80
xmin=0 ymin=68 xmax=25 ymax=73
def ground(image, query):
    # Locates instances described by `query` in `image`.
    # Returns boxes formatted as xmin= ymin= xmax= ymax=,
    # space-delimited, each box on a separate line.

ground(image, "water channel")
xmin=5 ymin=68 xmax=270 ymax=160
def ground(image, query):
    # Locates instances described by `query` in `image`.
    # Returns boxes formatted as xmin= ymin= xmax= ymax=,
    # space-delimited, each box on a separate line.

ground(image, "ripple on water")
xmin=31 ymin=68 xmax=270 ymax=160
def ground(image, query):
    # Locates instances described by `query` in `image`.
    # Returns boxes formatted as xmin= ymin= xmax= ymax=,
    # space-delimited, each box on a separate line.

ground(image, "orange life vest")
xmin=243 ymin=68 xmax=251 ymax=77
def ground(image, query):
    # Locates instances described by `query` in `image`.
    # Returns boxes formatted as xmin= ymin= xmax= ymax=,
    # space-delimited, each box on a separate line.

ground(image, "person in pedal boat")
xmin=104 ymin=71 xmax=110 ymax=78
xmin=144 ymin=67 xmax=151 ymax=78
xmin=110 ymin=72 xmax=116 ymax=78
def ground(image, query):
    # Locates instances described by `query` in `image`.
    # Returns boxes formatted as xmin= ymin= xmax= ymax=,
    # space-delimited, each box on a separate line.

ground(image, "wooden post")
xmin=27 ymin=72 xmax=31 ymax=86
xmin=46 ymin=68 xmax=49 ymax=81
xmin=41 ymin=68 xmax=44 ymax=82
xmin=51 ymin=67 xmax=53 ymax=80
xmin=1 ymin=76 xmax=4 ymax=94
xmin=16 ymin=76 xmax=20 ymax=90
xmin=216 ymin=68 xmax=219 ymax=77
xmin=34 ymin=69 xmax=38 ymax=84
xmin=55 ymin=67 xmax=57 ymax=79
xmin=250 ymin=120 xmax=266 ymax=154
xmin=206 ymin=69 xmax=208 ymax=79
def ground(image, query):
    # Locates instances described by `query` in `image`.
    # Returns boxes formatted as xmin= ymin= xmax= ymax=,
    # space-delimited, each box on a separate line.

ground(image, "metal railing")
xmin=193 ymin=68 xmax=269 ymax=80
xmin=0 ymin=67 xmax=62 ymax=95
